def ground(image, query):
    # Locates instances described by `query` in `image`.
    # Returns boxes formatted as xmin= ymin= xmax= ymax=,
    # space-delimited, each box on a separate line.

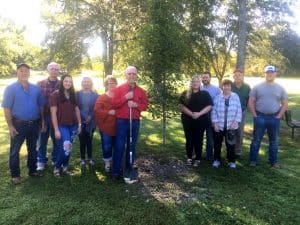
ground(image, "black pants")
xmin=182 ymin=120 xmax=205 ymax=160
xmin=78 ymin=128 xmax=94 ymax=159
xmin=213 ymin=130 xmax=235 ymax=163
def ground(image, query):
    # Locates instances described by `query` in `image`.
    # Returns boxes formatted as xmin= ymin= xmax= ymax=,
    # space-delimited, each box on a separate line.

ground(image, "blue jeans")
xmin=55 ymin=124 xmax=78 ymax=169
xmin=112 ymin=119 xmax=140 ymax=176
xmin=249 ymin=114 xmax=280 ymax=165
xmin=37 ymin=116 xmax=59 ymax=164
xmin=10 ymin=120 xmax=40 ymax=177
xmin=100 ymin=131 xmax=114 ymax=162
xmin=204 ymin=126 xmax=214 ymax=161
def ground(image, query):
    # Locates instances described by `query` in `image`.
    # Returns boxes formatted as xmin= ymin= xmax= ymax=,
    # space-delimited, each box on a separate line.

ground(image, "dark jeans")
xmin=78 ymin=127 xmax=94 ymax=159
xmin=204 ymin=126 xmax=214 ymax=161
xmin=10 ymin=120 xmax=40 ymax=177
xmin=213 ymin=130 xmax=235 ymax=163
xmin=249 ymin=113 xmax=280 ymax=164
xmin=112 ymin=119 xmax=140 ymax=176
xmin=37 ymin=116 xmax=59 ymax=164
xmin=182 ymin=119 xmax=205 ymax=160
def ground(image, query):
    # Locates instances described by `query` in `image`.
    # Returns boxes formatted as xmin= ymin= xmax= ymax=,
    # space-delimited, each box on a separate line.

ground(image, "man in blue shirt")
xmin=201 ymin=71 xmax=221 ymax=161
xmin=2 ymin=63 xmax=45 ymax=185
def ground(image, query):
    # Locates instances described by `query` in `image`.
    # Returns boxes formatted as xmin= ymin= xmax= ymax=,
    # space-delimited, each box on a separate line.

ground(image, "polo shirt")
xmin=232 ymin=82 xmax=251 ymax=111
xmin=2 ymin=81 xmax=45 ymax=121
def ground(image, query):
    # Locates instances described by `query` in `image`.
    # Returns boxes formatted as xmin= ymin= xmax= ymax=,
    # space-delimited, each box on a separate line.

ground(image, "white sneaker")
xmin=104 ymin=161 xmax=111 ymax=172
xmin=37 ymin=162 xmax=45 ymax=171
xmin=79 ymin=160 xmax=86 ymax=167
xmin=212 ymin=160 xmax=221 ymax=168
xmin=88 ymin=159 xmax=95 ymax=166
xmin=229 ymin=162 xmax=236 ymax=169
xmin=186 ymin=159 xmax=193 ymax=166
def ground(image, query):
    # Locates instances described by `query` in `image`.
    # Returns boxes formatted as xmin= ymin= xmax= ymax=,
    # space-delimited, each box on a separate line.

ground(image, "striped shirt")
xmin=211 ymin=92 xmax=242 ymax=130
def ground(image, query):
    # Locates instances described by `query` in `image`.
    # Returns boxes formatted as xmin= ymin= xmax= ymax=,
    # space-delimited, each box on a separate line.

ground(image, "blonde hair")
xmin=186 ymin=75 xmax=200 ymax=100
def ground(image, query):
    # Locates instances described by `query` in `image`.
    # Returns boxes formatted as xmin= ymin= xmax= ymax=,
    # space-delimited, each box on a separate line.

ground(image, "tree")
xmin=42 ymin=0 xmax=143 ymax=75
xmin=0 ymin=16 xmax=40 ymax=76
xmin=139 ymin=0 xmax=189 ymax=146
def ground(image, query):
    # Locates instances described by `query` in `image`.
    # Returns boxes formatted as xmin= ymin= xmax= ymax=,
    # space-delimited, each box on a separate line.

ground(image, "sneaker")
xmin=250 ymin=161 xmax=257 ymax=167
xmin=228 ymin=162 xmax=236 ymax=169
xmin=212 ymin=160 xmax=221 ymax=168
xmin=11 ymin=177 xmax=22 ymax=185
xmin=79 ymin=159 xmax=86 ymax=167
xmin=63 ymin=167 xmax=74 ymax=176
xmin=37 ymin=162 xmax=45 ymax=171
xmin=104 ymin=161 xmax=111 ymax=172
xmin=53 ymin=168 xmax=60 ymax=177
xmin=186 ymin=158 xmax=193 ymax=166
xmin=193 ymin=160 xmax=200 ymax=167
xmin=88 ymin=159 xmax=95 ymax=166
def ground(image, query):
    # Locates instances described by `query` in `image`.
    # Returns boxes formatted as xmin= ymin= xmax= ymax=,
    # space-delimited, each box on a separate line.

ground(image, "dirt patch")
xmin=135 ymin=155 xmax=198 ymax=203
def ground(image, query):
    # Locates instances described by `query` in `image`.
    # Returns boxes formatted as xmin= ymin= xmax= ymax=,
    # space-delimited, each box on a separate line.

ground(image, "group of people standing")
xmin=2 ymin=62 xmax=148 ymax=185
xmin=2 ymin=62 xmax=288 ymax=185
xmin=180 ymin=66 xmax=288 ymax=169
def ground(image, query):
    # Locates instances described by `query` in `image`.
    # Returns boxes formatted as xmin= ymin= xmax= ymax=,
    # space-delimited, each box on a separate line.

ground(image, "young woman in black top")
xmin=179 ymin=75 xmax=213 ymax=167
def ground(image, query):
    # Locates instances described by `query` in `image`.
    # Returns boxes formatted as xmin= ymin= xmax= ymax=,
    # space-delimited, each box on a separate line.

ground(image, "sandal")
xmin=53 ymin=169 xmax=60 ymax=177
xmin=63 ymin=167 xmax=74 ymax=176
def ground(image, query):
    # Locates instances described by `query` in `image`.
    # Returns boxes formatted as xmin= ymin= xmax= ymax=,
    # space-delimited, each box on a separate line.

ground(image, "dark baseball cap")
xmin=16 ymin=62 xmax=30 ymax=69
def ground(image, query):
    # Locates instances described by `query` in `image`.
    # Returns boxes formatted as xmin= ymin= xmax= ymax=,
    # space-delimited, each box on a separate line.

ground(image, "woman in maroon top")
xmin=50 ymin=74 xmax=81 ymax=177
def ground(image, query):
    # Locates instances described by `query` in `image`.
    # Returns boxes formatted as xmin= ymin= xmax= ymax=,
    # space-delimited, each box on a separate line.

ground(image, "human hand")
xmin=54 ymin=129 xmax=61 ymax=139
xmin=77 ymin=126 xmax=82 ymax=135
xmin=128 ymin=100 xmax=137 ymax=108
xmin=9 ymin=125 xmax=18 ymax=138
xmin=108 ymin=109 xmax=115 ymax=115
xmin=214 ymin=124 xmax=220 ymax=132
xmin=41 ymin=120 xmax=47 ymax=132
xmin=125 ymin=91 xmax=134 ymax=100
xmin=85 ymin=116 xmax=91 ymax=124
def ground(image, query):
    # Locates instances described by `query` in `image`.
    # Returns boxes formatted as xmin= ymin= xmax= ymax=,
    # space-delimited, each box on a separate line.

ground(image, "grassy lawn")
xmin=0 ymin=76 xmax=299 ymax=225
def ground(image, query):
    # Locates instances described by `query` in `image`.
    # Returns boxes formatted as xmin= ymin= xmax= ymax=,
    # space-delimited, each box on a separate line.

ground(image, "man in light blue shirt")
xmin=201 ymin=71 xmax=221 ymax=161
xmin=2 ymin=63 xmax=45 ymax=184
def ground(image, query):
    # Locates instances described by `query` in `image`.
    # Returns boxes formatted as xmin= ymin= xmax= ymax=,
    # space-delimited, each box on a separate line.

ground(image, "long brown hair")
xmin=59 ymin=74 xmax=76 ymax=105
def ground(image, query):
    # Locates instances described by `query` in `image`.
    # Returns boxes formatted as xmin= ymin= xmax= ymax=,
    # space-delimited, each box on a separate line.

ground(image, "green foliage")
xmin=139 ymin=0 xmax=189 ymax=118
xmin=0 ymin=16 xmax=41 ymax=76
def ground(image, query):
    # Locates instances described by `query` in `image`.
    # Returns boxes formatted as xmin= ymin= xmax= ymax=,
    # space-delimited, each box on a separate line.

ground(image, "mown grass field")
xmin=0 ymin=74 xmax=299 ymax=225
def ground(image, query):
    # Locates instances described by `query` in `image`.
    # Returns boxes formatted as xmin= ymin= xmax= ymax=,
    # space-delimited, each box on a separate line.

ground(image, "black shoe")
xmin=29 ymin=171 xmax=43 ymax=177
xmin=112 ymin=175 xmax=121 ymax=181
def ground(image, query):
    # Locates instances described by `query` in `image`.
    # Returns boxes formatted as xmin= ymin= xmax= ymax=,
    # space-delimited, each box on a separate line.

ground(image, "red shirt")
xmin=94 ymin=94 xmax=116 ymax=136
xmin=112 ymin=82 xmax=148 ymax=120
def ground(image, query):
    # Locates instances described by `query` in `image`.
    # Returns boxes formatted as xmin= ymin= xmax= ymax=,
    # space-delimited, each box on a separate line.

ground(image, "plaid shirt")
xmin=38 ymin=78 xmax=60 ymax=116
xmin=211 ymin=92 xmax=242 ymax=130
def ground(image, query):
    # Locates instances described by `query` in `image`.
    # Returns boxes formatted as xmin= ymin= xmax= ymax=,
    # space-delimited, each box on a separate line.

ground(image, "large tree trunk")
xmin=101 ymin=28 xmax=113 ymax=77
xmin=236 ymin=0 xmax=247 ymax=70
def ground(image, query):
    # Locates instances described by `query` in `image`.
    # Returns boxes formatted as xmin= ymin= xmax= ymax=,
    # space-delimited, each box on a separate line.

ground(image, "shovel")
xmin=124 ymin=85 xmax=139 ymax=184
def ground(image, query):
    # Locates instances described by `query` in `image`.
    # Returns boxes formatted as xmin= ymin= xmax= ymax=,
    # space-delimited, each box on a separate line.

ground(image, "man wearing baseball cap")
xmin=111 ymin=66 xmax=148 ymax=182
xmin=2 ymin=63 xmax=45 ymax=184
xmin=248 ymin=65 xmax=288 ymax=168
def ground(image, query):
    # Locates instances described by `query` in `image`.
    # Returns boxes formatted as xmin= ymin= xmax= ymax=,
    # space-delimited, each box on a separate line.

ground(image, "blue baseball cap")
xmin=264 ymin=65 xmax=276 ymax=73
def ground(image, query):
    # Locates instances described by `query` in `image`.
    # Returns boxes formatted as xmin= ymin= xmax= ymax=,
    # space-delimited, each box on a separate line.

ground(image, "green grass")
xmin=0 ymin=78 xmax=299 ymax=225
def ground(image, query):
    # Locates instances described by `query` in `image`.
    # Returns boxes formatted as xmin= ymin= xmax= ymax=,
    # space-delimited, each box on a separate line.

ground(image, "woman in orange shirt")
xmin=94 ymin=75 xmax=118 ymax=172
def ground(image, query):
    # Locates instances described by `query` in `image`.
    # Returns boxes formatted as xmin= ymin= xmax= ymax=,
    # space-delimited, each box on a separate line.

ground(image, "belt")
xmin=12 ymin=117 xmax=40 ymax=125
xmin=256 ymin=111 xmax=278 ymax=116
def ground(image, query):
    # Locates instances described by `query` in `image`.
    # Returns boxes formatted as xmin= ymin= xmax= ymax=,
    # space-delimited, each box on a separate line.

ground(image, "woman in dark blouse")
xmin=179 ymin=75 xmax=212 ymax=167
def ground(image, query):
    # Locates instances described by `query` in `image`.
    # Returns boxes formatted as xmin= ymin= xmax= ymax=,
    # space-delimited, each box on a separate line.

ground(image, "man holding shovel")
xmin=111 ymin=66 xmax=148 ymax=183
